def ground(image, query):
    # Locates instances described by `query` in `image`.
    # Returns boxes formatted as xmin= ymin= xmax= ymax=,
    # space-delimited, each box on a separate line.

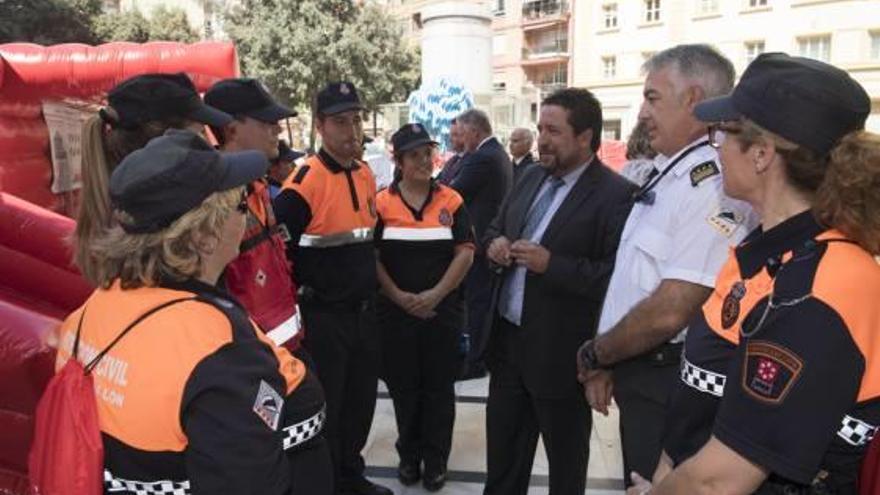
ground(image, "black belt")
xmin=300 ymin=298 xmax=372 ymax=313
xmin=635 ymin=342 xmax=683 ymax=366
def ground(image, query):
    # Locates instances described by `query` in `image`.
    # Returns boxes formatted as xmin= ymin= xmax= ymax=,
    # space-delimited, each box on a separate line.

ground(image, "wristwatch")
xmin=578 ymin=339 xmax=605 ymax=371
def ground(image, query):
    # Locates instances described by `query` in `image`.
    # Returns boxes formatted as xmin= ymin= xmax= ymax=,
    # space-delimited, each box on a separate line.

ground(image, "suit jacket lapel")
xmin=541 ymin=159 xmax=601 ymax=245
xmin=513 ymin=171 xmax=546 ymax=235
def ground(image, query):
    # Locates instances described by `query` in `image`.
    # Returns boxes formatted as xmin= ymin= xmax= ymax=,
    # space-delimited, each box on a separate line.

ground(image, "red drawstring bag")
xmin=860 ymin=433 xmax=880 ymax=494
xmin=27 ymin=357 xmax=103 ymax=495
xmin=28 ymin=298 xmax=192 ymax=495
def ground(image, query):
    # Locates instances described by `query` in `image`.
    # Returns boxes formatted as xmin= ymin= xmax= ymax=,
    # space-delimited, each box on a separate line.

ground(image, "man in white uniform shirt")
xmin=576 ymin=44 xmax=756 ymax=487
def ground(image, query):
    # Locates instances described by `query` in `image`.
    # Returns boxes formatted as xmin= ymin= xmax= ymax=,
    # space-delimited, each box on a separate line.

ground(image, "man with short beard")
xmin=482 ymin=88 xmax=635 ymax=494
xmin=273 ymin=82 xmax=391 ymax=495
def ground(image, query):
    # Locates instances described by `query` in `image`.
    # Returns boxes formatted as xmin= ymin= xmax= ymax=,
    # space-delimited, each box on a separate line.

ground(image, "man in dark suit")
xmin=508 ymin=127 xmax=536 ymax=186
xmin=482 ymin=88 xmax=636 ymax=495
xmin=437 ymin=117 xmax=467 ymax=185
xmin=449 ymin=108 xmax=512 ymax=379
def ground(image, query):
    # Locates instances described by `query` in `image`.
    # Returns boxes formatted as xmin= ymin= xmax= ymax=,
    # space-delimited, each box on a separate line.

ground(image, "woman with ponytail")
xmin=73 ymin=73 xmax=232 ymax=284
xmin=629 ymin=53 xmax=880 ymax=495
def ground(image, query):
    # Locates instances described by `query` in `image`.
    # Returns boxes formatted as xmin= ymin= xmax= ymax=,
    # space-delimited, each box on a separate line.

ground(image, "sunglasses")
xmin=236 ymin=189 xmax=249 ymax=214
xmin=707 ymin=122 xmax=743 ymax=149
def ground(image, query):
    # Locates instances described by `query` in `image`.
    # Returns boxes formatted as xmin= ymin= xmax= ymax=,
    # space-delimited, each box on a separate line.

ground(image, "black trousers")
xmin=378 ymin=299 xmax=462 ymax=473
xmin=301 ymin=303 xmax=380 ymax=489
xmin=463 ymin=255 xmax=492 ymax=368
xmin=612 ymin=346 xmax=681 ymax=486
xmin=484 ymin=318 xmax=590 ymax=495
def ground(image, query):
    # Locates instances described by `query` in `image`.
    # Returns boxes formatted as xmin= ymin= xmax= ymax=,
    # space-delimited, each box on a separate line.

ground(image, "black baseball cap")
xmin=107 ymin=73 xmax=232 ymax=130
xmin=204 ymin=78 xmax=296 ymax=123
xmin=392 ymin=123 xmax=438 ymax=153
xmin=276 ymin=140 xmax=305 ymax=163
xmin=110 ymin=129 xmax=268 ymax=233
xmin=316 ymin=81 xmax=364 ymax=115
xmin=694 ymin=52 xmax=870 ymax=155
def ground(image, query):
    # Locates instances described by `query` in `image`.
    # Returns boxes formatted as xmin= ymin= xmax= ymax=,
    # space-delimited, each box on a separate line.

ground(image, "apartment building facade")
xmin=574 ymin=0 xmax=880 ymax=139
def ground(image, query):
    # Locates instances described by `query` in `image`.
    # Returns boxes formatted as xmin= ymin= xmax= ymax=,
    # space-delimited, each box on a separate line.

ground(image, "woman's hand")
xmin=409 ymin=288 xmax=443 ymax=319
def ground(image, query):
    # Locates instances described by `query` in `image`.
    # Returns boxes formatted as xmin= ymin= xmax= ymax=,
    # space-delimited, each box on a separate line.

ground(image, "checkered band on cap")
xmin=680 ymin=356 xmax=727 ymax=397
xmin=282 ymin=406 xmax=326 ymax=450
xmin=838 ymin=415 xmax=878 ymax=447
xmin=105 ymin=469 xmax=191 ymax=495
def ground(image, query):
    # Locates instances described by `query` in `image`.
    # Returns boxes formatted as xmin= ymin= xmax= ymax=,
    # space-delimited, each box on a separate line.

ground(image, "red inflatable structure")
xmin=0 ymin=41 xmax=239 ymax=493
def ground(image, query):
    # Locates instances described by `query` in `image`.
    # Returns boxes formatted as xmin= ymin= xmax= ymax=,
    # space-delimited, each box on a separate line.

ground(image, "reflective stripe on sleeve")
xmin=680 ymin=355 xmax=726 ymax=397
xmin=298 ymin=227 xmax=373 ymax=247
xmin=265 ymin=309 xmax=302 ymax=346
xmin=105 ymin=469 xmax=190 ymax=494
xmin=381 ymin=226 xmax=453 ymax=242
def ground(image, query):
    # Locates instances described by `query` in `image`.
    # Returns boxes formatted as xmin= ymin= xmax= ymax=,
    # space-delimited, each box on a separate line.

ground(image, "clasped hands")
xmin=390 ymin=288 xmax=443 ymax=320
xmin=486 ymin=236 xmax=550 ymax=274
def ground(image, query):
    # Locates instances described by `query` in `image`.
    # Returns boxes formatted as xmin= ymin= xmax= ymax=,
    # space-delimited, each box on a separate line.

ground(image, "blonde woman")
xmin=57 ymin=130 xmax=332 ymax=494
xmin=74 ymin=73 xmax=230 ymax=285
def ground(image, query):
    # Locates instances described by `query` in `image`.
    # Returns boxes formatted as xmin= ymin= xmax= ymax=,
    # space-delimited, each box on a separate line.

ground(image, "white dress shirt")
xmin=598 ymin=137 xmax=757 ymax=343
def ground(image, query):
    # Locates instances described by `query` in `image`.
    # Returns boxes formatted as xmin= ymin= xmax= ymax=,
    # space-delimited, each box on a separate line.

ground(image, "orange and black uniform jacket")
xmin=273 ymin=149 xmax=377 ymax=306
xmin=375 ymin=180 xmax=474 ymax=312
xmin=665 ymin=211 xmax=880 ymax=492
xmin=54 ymin=279 xmax=324 ymax=495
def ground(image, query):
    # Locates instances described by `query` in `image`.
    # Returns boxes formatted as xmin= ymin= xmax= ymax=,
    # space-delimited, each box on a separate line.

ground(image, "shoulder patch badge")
xmin=742 ymin=341 xmax=803 ymax=404
xmin=253 ymin=380 xmax=284 ymax=431
xmin=439 ymin=208 xmax=453 ymax=226
xmin=707 ymin=209 xmax=741 ymax=237
xmin=690 ymin=160 xmax=720 ymax=187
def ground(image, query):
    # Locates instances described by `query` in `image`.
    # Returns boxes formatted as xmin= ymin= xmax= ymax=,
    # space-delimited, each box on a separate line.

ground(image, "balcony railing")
xmin=522 ymin=0 xmax=570 ymax=22
xmin=537 ymin=82 xmax=567 ymax=93
xmin=525 ymin=39 xmax=569 ymax=57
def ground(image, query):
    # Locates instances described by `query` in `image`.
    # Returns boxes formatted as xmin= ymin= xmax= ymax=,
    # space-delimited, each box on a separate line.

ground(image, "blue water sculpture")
xmin=407 ymin=77 xmax=474 ymax=152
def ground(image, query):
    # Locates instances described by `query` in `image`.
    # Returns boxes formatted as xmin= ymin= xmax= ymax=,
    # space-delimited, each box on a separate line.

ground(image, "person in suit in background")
xmin=437 ymin=118 xmax=467 ymax=185
xmin=449 ymin=108 xmax=512 ymax=380
xmin=482 ymin=88 xmax=636 ymax=494
xmin=508 ymin=127 xmax=537 ymax=186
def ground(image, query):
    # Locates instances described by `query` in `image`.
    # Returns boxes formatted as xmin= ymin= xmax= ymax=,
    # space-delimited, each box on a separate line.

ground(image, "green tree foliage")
xmin=0 ymin=0 xmax=199 ymax=45
xmin=225 ymin=0 xmax=420 ymax=140
xmin=93 ymin=9 xmax=150 ymax=43
xmin=147 ymin=5 xmax=199 ymax=43
xmin=0 ymin=0 xmax=102 ymax=45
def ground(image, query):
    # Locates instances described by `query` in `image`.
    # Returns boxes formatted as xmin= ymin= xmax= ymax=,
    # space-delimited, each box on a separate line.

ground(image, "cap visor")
xmin=396 ymin=138 xmax=439 ymax=154
xmin=218 ymin=150 xmax=270 ymax=189
xmin=321 ymin=102 xmax=364 ymax=116
xmin=281 ymin=149 xmax=305 ymax=162
xmin=189 ymin=103 xmax=233 ymax=127
xmin=694 ymin=96 xmax=741 ymax=123
xmin=249 ymin=102 xmax=297 ymax=123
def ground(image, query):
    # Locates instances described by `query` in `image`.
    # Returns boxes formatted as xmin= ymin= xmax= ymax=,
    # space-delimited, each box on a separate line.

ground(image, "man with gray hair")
xmin=576 ymin=44 xmax=756 ymax=485
xmin=450 ymin=108 xmax=512 ymax=379
xmin=508 ymin=127 xmax=536 ymax=185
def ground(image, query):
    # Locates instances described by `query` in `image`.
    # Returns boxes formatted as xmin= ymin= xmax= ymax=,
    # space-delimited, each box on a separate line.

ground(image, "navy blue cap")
xmin=276 ymin=140 xmax=305 ymax=163
xmin=392 ymin=123 xmax=438 ymax=154
xmin=694 ymin=52 xmax=870 ymax=155
xmin=107 ymin=73 xmax=232 ymax=129
xmin=205 ymin=78 xmax=296 ymax=123
xmin=110 ymin=129 xmax=268 ymax=233
xmin=316 ymin=81 xmax=364 ymax=115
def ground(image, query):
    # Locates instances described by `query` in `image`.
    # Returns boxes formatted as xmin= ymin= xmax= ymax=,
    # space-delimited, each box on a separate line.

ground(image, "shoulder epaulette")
xmin=690 ymin=160 xmax=720 ymax=187
xmin=292 ymin=165 xmax=311 ymax=184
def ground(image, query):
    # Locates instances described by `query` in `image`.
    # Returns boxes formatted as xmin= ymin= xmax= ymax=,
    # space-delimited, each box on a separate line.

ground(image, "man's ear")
xmin=683 ymin=85 xmax=705 ymax=112
xmin=578 ymin=128 xmax=594 ymax=152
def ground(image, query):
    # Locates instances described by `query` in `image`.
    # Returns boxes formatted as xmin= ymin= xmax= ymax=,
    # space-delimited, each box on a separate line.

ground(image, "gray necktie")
xmin=520 ymin=176 xmax=564 ymax=240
